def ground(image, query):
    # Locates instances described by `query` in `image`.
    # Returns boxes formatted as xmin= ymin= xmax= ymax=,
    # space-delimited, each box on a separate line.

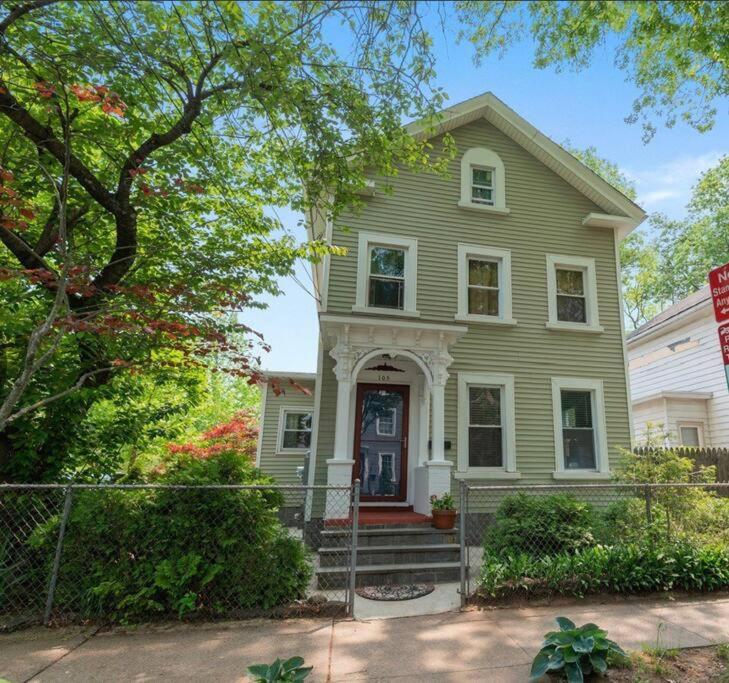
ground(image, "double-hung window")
xmin=471 ymin=167 xmax=494 ymax=205
xmin=546 ymin=254 xmax=602 ymax=332
xmin=355 ymin=232 xmax=418 ymax=315
xmin=456 ymin=244 xmax=515 ymax=324
xmin=278 ymin=408 xmax=312 ymax=452
xmin=457 ymin=372 xmax=518 ymax=477
xmin=551 ymin=378 xmax=609 ymax=478
xmin=368 ymin=246 xmax=405 ymax=309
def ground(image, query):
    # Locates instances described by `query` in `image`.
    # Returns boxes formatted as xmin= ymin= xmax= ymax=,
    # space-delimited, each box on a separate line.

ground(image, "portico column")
xmin=430 ymin=380 xmax=446 ymax=462
xmin=326 ymin=341 xmax=356 ymax=519
xmin=413 ymin=351 xmax=453 ymax=515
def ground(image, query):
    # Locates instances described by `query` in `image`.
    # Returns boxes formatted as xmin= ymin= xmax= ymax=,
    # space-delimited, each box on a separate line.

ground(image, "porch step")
xmin=318 ymin=543 xmax=460 ymax=567
xmin=321 ymin=526 xmax=457 ymax=547
xmin=316 ymin=561 xmax=462 ymax=589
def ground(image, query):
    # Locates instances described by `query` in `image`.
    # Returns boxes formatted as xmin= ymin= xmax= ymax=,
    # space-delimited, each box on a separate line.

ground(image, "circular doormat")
xmin=356 ymin=584 xmax=435 ymax=601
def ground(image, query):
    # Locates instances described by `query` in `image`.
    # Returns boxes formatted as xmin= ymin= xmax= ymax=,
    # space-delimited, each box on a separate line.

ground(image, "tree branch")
xmin=0 ymin=88 xmax=118 ymax=214
xmin=0 ymin=222 xmax=49 ymax=270
xmin=0 ymin=0 xmax=58 ymax=36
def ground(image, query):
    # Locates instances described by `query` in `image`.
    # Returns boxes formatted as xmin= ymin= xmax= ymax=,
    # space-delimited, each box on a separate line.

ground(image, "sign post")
xmin=710 ymin=262 xmax=729 ymax=391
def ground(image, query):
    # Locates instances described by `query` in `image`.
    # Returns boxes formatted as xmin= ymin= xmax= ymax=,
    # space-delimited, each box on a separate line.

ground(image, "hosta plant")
xmin=247 ymin=657 xmax=312 ymax=682
xmin=530 ymin=617 xmax=627 ymax=682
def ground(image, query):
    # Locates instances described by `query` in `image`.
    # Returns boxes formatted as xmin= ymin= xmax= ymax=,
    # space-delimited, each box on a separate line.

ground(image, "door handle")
xmin=402 ymin=436 xmax=407 ymax=449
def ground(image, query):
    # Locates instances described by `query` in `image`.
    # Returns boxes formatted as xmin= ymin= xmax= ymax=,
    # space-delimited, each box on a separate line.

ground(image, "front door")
xmin=354 ymin=384 xmax=409 ymax=502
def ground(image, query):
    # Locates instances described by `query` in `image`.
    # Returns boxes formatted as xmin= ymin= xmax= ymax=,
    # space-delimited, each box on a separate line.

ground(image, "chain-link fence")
xmin=459 ymin=481 xmax=729 ymax=604
xmin=0 ymin=483 xmax=359 ymax=630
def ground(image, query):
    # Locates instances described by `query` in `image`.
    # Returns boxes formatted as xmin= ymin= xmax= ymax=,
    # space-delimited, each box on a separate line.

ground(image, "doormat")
xmin=356 ymin=584 xmax=435 ymax=601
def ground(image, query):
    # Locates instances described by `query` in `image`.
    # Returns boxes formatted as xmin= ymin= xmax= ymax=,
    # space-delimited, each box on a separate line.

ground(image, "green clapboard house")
xmin=256 ymin=92 xmax=646 ymax=519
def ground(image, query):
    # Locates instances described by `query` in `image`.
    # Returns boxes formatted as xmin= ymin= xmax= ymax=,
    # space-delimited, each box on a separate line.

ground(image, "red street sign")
xmin=709 ymin=262 xmax=729 ymax=323
xmin=720 ymin=324 xmax=729 ymax=367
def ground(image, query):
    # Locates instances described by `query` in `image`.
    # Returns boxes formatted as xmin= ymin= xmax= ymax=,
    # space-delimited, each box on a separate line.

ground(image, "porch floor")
xmin=325 ymin=508 xmax=432 ymax=527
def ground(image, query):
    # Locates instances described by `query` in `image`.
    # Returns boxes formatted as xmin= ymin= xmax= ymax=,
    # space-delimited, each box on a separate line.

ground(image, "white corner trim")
xmin=255 ymin=384 xmax=268 ymax=468
xmin=583 ymin=212 xmax=640 ymax=240
xmin=355 ymin=230 xmax=418 ymax=314
xmin=550 ymin=377 xmax=610 ymax=476
xmin=546 ymin=253 xmax=601 ymax=330
xmin=457 ymin=243 xmax=514 ymax=323
xmin=457 ymin=371 xmax=517 ymax=475
xmin=275 ymin=405 xmax=313 ymax=456
xmin=459 ymin=147 xmax=508 ymax=213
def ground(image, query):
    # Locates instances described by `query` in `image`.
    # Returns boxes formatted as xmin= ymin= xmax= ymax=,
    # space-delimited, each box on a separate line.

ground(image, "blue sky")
xmin=243 ymin=21 xmax=728 ymax=373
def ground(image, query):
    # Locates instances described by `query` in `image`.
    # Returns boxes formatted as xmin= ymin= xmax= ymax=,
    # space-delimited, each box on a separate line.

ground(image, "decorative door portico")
xmin=320 ymin=315 xmax=467 ymax=517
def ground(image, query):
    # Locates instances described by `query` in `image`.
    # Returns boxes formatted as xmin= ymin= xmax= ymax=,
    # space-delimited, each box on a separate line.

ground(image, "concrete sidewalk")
xmin=4 ymin=595 xmax=729 ymax=682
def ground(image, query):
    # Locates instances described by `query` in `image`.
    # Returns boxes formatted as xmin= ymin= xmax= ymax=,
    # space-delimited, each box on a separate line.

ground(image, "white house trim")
xmin=551 ymin=377 xmax=610 ymax=478
xmin=354 ymin=231 xmax=418 ymax=315
xmin=457 ymin=147 xmax=509 ymax=214
xmin=457 ymin=371 xmax=519 ymax=477
xmin=276 ymin=405 xmax=313 ymax=455
xmin=456 ymin=243 xmax=516 ymax=325
xmin=546 ymin=254 xmax=603 ymax=333
xmin=405 ymin=92 xmax=646 ymax=236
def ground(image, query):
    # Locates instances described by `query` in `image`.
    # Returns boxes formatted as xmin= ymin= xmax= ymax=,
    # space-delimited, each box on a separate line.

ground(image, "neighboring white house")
xmin=627 ymin=286 xmax=729 ymax=448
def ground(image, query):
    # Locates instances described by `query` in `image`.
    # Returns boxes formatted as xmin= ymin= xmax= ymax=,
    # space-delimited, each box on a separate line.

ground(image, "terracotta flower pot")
xmin=432 ymin=509 xmax=456 ymax=530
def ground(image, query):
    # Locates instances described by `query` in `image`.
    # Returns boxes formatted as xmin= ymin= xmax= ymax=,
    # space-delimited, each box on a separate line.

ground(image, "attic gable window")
xmin=458 ymin=147 xmax=509 ymax=215
xmin=471 ymin=167 xmax=494 ymax=205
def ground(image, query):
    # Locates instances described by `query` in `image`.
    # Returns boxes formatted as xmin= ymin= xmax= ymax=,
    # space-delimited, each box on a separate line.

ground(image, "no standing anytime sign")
xmin=709 ymin=262 xmax=729 ymax=324
xmin=710 ymin=262 xmax=729 ymax=390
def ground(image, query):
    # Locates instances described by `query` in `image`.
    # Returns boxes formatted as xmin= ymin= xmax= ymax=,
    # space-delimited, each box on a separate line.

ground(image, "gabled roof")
xmin=627 ymin=286 xmax=712 ymax=345
xmin=406 ymin=92 xmax=647 ymax=238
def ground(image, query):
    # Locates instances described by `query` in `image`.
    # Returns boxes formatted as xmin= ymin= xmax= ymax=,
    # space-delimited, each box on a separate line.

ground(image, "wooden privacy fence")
xmin=633 ymin=446 xmax=729 ymax=482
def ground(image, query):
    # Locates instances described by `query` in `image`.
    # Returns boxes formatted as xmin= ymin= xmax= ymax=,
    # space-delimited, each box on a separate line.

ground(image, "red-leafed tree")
xmin=0 ymin=1 xmax=448 ymax=481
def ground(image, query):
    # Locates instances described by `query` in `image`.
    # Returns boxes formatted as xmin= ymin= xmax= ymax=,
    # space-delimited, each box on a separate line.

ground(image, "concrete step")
xmin=316 ymin=561 xmax=462 ymax=589
xmin=320 ymin=526 xmax=458 ymax=547
xmin=318 ymin=544 xmax=460 ymax=567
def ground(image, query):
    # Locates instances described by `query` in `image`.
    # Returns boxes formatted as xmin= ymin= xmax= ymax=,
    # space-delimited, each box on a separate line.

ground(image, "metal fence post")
xmin=459 ymin=479 xmax=467 ymax=608
xmin=644 ymin=483 xmax=653 ymax=526
xmin=348 ymin=479 xmax=360 ymax=618
xmin=44 ymin=485 xmax=73 ymax=625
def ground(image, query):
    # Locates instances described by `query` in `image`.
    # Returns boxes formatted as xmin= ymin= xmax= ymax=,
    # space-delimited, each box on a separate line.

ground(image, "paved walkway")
xmin=3 ymin=595 xmax=729 ymax=682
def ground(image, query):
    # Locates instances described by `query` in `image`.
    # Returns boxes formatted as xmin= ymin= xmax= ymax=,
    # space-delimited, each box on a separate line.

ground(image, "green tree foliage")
xmin=456 ymin=1 xmax=729 ymax=141
xmin=0 ymin=1 xmax=450 ymax=480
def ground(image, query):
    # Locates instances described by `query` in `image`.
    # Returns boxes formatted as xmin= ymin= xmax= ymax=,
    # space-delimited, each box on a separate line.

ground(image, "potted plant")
xmin=430 ymin=493 xmax=456 ymax=529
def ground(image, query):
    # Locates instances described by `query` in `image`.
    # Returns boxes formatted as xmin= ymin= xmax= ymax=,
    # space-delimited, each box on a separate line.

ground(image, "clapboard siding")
xmin=314 ymin=118 xmax=632 ymax=486
xmin=629 ymin=311 xmax=729 ymax=448
xmin=257 ymin=380 xmax=315 ymax=484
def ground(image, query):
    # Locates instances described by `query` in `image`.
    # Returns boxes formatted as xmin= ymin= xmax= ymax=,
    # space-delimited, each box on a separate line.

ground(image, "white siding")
xmin=628 ymin=312 xmax=729 ymax=447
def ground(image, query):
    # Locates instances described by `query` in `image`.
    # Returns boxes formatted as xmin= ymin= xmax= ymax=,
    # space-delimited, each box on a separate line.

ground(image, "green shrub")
xmin=530 ymin=617 xmax=627 ymax=681
xmin=484 ymin=493 xmax=595 ymax=558
xmin=28 ymin=450 xmax=313 ymax=621
xmin=479 ymin=541 xmax=729 ymax=599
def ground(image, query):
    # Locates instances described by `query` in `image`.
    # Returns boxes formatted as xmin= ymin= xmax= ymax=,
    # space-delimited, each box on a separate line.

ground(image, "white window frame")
xmin=376 ymin=408 xmax=397 ymax=436
xmin=458 ymin=148 xmax=509 ymax=215
xmin=456 ymin=372 xmax=520 ymax=479
xmin=456 ymin=244 xmax=516 ymax=325
xmin=551 ymin=377 xmax=610 ymax=479
xmin=677 ymin=421 xmax=705 ymax=448
xmin=546 ymin=254 xmax=603 ymax=333
xmin=470 ymin=165 xmax=494 ymax=205
xmin=354 ymin=231 xmax=419 ymax=317
xmin=276 ymin=406 xmax=313 ymax=454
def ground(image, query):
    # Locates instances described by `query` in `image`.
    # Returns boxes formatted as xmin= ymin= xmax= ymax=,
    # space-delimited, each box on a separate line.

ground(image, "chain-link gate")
xmin=0 ymin=482 xmax=360 ymax=630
